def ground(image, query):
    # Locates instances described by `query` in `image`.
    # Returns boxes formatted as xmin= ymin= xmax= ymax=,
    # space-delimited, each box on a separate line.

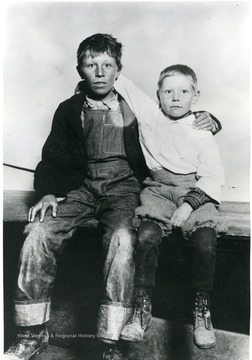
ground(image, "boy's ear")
xmin=192 ymin=90 xmax=200 ymax=105
xmin=156 ymin=90 xmax=160 ymax=102
xmin=115 ymin=69 xmax=121 ymax=81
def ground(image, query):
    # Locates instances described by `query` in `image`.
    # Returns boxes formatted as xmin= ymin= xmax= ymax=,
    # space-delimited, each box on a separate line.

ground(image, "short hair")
xmin=77 ymin=33 xmax=123 ymax=72
xmin=158 ymin=64 xmax=197 ymax=90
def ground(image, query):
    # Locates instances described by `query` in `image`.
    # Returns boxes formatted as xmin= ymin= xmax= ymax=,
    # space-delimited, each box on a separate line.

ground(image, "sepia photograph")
xmin=2 ymin=1 xmax=250 ymax=359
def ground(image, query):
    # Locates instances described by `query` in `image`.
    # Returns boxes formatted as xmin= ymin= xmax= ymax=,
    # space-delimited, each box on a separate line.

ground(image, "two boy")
xmin=4 ymin=34 xmax=221 ymax=360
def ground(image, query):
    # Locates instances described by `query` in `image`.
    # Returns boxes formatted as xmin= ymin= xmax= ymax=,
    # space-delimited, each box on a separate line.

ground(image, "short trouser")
xmin=134 ymin=169 xmax=227 ymax=239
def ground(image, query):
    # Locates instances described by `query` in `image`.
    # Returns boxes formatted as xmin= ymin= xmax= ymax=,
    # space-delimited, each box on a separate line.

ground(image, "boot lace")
xmin=127 ymin=292 xmax=151 ymax=329
xmin=194 ymin=291 xmax=210 ymax=318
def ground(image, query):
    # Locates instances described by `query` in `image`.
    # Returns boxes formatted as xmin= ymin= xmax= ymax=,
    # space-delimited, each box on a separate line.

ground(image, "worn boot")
xmin=4 ymin=326 xmax=49 ymax=360
xmin=193 ymin=291 xmax=216 ymax=349
xmin=120 ymin=288 xmax=152 ymax=342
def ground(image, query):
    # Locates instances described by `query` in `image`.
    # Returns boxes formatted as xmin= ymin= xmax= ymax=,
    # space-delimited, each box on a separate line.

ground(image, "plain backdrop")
xmin=3 ymin=1 xmax=250 ymax=201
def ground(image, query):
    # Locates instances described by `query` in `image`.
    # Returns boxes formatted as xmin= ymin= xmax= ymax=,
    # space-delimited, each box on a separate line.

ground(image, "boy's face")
xmin=158 ymin=73 xmax=199 ymax=118
xmin=78 ymin=51 xmax=120 ymax=100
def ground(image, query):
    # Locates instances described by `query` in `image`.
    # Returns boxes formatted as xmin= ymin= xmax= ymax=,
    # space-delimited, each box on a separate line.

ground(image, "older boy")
xmin=4 ymin=35 xmax=220 ymax=360
xmin=119 ymin=65 xmax=225 ymax=349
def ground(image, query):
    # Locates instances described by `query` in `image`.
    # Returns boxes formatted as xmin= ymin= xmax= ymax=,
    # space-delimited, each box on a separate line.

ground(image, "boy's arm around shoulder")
xmin=194 ymin=111 xmax=222 ymax=134
xmin=115 ymin=77 xmax=222 ymax=133
xmin=210 ymin=113 xmax=222 ymax=134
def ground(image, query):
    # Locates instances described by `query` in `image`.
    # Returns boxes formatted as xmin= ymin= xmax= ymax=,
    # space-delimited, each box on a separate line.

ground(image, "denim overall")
xmin=14 ymin=100 xmax=141 ymax=342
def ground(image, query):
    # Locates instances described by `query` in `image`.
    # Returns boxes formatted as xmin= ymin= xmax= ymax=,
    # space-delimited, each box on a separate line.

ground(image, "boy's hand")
xmin=170 ymin=203 xmax=193 ymax=227
xmin=193 ymin=112 xmax=215 ymax=131
xmin=28 ymin=194 xmax=59 ymax=223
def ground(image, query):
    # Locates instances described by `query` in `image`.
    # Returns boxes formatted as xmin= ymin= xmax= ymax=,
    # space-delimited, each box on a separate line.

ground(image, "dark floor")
xmin=34 ymin=318 xmax=250 ymax=360
xmin=3 ymin=222 xmax=250 ymax=357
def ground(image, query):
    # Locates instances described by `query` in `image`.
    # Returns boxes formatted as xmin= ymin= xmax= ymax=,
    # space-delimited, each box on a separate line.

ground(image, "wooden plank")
xmin=3 ymin=190 xmax=34 ymax=222
xmin=219 ymin=201 xmax=250 ymax=214
xmin=2 ymin=190 xmax=250 ymax=237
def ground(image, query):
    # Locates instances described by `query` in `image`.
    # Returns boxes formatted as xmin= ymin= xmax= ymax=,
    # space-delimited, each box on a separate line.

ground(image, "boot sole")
xmin=194 ymin=340 xmax=217 ymax=349
xmin=120 ymin=334 xmax=143 ymax=343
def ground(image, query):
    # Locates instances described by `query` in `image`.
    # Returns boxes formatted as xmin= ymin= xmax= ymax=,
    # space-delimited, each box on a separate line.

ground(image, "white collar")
xmin=167 ymin=113 xmax=195 ymax=125
xmin=84 ymin=91 xmax=119 ymax=110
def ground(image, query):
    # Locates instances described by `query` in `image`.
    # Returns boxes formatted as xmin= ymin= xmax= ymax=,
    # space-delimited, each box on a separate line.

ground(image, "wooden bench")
xmin=3 ymin=190 xmax=250 ymax=239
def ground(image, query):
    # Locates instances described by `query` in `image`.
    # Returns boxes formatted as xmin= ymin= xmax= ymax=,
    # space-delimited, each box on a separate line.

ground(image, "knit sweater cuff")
xmin=184 ymin=187 xmax=212 ymax=210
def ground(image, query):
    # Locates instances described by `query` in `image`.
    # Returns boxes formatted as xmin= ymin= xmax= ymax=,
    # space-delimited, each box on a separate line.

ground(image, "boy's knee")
xmin=137 ymin=221 xmax=162 ymax=247
xmin=23 ymin=221 xmax=51 ymax=253
xmin=114 ymin=228 xmax=135 ymax=254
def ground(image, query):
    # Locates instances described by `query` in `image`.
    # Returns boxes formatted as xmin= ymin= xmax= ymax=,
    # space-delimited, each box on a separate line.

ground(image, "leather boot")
xmin=193 ymin=291 xmax=216 ymax=349
xmin=120 ymin=288 xmax=152 ymax=342
xmin=4 ymin=326 xmax=49 ymax=360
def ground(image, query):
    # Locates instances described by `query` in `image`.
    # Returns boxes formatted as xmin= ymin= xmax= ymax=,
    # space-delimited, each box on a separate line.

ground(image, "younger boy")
xmin=120 ymin=64 xmax=226 ymax=349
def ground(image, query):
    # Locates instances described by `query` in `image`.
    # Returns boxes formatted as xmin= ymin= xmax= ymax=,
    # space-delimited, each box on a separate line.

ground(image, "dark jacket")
xmin=34 ymin=93 xmax=149 ymax=200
